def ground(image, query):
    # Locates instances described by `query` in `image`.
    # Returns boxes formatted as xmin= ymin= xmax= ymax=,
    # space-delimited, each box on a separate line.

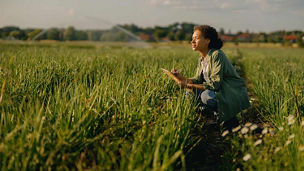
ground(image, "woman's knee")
xmin=200 ymin=90 xmax=217 ymax=107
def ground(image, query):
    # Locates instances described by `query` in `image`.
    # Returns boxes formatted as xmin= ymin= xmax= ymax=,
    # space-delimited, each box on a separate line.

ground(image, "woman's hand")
xmin=171 ymin=68 xmax=182 ymax=78
xmin=177 ymin=80 xmax=187 ymax=89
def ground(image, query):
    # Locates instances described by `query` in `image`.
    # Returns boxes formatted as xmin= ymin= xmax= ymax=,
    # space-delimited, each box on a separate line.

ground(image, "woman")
xmin=171 ymin=25 xmax=250 ymax=124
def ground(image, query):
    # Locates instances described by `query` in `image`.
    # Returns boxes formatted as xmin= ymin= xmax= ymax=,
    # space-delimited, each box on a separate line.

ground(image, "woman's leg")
xmin=200 ymin=89 xmax=217 ymax=111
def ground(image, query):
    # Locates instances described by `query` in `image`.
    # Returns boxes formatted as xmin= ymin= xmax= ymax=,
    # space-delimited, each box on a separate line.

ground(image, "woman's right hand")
xmin=171 ymin=68 xmax=181 ymax=76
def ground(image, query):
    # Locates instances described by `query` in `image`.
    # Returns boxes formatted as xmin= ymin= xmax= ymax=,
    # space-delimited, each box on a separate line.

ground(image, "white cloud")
xmin=292 ymin=9 xmax=304 ymax=16
xmin=147 ymin=0 xmax=302 ymax=14
xmin=146 ymin=0 xmax=219 ymax=11
xmin=220 ymin=2 xmax=231 ymax=9
xmin=147 ymin=0 xmax=180 ymax=6
xmin=254 ymin=0 xmax=268 ymax=10
xmin=67 ymin=8 xmax=75 ymax=17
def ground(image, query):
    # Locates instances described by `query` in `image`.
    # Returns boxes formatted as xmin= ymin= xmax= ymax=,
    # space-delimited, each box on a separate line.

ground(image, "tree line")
xmin=0 ymin=23 xmax=303 ymax=46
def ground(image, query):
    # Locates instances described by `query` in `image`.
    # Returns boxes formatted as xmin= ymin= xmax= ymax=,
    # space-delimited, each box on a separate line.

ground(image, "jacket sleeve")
xmin=203 ymin=51 xmax=224 ymax=92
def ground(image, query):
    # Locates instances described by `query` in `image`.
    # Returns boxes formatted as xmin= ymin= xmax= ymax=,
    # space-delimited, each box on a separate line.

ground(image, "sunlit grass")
xmin=224 ymin=48 xmax=304 ymax=170
xmin=1 ymin=41 xmax=304 ymax=170
xmin=0 ymin=43 xmax=201 ymax=170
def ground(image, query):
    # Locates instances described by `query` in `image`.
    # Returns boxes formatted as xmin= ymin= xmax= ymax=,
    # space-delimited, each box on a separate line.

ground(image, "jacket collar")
xmin=200 ymin=49 xmax=215 ymax=62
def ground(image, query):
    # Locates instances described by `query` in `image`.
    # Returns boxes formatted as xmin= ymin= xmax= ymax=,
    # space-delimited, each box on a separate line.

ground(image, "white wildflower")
xmin=222 ymin=130 xmax=229 ymax=137
xmin=250 ymin=124 xmax=258 ymax=131
xmin=285 ymin=140 xmax=291 ymax=146
xmin=262 ymin=128 xmax=268 ymax=134
xmin=263 ymin=123 xmax=270 ymax=127
xmin=287 ymin=115 xmax=295 ymax=125
xmin=278 ymin=127 xmax=284 ymax=131
xmin=249 ymin=97 xmax=256 ymax=102
xmin=301 ymin=120 xmax=304 ymax=126
xmin=245 ymin=122 xmax=252 ymax=127
xmin=243 ymin=154 xmax=251 ymax=161
xmin=254 ymin=139 xmax=262 ymax=146
xmin=241 ymin=127 xmax=249 ymax=134
xmin=232 ymin=125 xmax=241 ymax=132
xmin=298 ymin=145 xmax=304 ymax=152
xmin=274 ymin=147 xmax=281 ymax=153
xmin=288 ymin=134 xmax=295 ymax=140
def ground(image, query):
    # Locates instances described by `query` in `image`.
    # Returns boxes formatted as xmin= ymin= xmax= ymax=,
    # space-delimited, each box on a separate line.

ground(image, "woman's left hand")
xmin=177 ymin=80 xmax=187 ymax=89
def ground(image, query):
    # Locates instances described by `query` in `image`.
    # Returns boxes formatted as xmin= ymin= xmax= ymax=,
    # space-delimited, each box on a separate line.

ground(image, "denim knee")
xmin=200 ymin=90 xmax=217 ymax=109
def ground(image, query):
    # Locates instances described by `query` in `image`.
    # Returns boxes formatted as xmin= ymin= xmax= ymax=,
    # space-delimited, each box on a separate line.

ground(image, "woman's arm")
xmin=186 ymin=83 xmax=205 ymax=90
xmin=171 ymin=68 xmax=205 ymax=90
xmin=171 ymin=69 xmax=193 ymax=84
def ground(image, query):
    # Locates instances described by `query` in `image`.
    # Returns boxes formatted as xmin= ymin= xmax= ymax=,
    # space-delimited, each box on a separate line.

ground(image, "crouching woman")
xmin=172 ymin=25 xmax=250 ymax=123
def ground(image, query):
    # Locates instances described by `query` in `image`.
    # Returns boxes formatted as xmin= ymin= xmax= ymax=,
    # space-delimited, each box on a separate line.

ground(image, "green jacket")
xmin=191 ymin=49 xmax=250 ymax=121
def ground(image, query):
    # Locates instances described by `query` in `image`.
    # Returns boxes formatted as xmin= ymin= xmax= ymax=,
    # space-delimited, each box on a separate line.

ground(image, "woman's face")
xmin=191 ymin=30 xmax=210 ymax=51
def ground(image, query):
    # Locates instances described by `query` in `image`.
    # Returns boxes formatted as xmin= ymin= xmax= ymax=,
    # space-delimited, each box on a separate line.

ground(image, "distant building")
xmin=160 ymin=37 xmax=170 ymax=42
xmin=138 ymin=33 xmax=155 ymax=41
xmin=237 ymin=33 xmax=252 ymax=42
xmin=221 ymin=34 xmax=235 ymax=41
xmin=283 ymin=35 xmax=298 ymax=43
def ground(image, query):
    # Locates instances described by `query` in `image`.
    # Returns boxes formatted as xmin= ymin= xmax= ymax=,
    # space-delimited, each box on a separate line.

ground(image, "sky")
xmin=0 ymin=0 xmax=304 ymax=33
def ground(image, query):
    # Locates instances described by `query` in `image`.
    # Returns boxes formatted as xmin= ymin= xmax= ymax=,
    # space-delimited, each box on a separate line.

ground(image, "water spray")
xmin=31 ymin=15 xmax=150 ymax=48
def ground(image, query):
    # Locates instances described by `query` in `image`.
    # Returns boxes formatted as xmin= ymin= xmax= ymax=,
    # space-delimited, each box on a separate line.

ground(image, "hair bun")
xmin=215 ymin=38 xmax=223 ymax=49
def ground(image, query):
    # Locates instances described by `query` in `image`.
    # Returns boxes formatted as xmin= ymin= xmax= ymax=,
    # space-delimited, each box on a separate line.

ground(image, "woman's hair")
xmin=194 ymin=25 xmax=223 ymax=49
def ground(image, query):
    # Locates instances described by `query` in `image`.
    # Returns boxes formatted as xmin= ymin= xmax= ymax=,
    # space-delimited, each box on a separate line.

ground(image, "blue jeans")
xmin=186 ymin=89 xmax=218 ymax=114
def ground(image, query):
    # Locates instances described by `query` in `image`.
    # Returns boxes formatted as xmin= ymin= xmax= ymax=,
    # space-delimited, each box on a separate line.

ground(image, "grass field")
xmin=0 ymin=41 xmax=304 ymax=170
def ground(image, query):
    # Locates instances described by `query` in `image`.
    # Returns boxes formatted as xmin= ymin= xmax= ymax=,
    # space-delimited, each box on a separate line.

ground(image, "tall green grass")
xmin=2 ymin=42 xmax=304 ymax=170
xmin=227 ymin=48 xmax=304 ymax=170
xmin=0 ymin=43 xmax=203 ymax=170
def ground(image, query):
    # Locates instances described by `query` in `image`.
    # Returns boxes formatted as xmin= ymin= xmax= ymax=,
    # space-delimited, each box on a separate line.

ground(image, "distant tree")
xmin=167 ymin=31 xmax=175 ymax=41
xmin=175 ymin=30 xmax=185 ymax=41
xmin=232 ymin=37 xmax=239 ymax=45
xmin=9 ymin=30 xmax=25 ymax=40
xmin=219 ymin=28 xmax=225 ymax=35
xmin=47 ymin=28 xmax=60 ymax=40
xmin=297 ymin=35 xmax=304 ymax=48
xmin=75 ymin=30 xmax=88 ymax=40
xmin=253 ymin=35 xmax=260 ymax=43
xmin=258 ymin=33 xmax=267 ymax=42
xmin=88 ymin=30 xmax=102 ymax=41
xmin=180 ymin=22 xmax=195 ymax=34
xmin=120 ymin=24 xmax=142 ymax=34
xmin=153 ymin=28 xmax=166 ymax=41
xmin=1 ymin=26 xmax=20 ymax=38
xmin=168 ymin=22 xmax=179 ymax=32
xmin=100 ymin=32 xmax=112 ymax=41
xmin=142 ymin=27 xmax=154 ymax=35
xmin=64 ymin=26 xmax=76 ymax=40
xmin=9 ymin=30 xmax=21 ymax=39
xmin=267 ymin=35 xmax=273 ymax=43
xmin=236 ymin=31 xmax=243 ymax=36
xmin=273 ymin=35 xmax=282 ymax=43
xmin=116 ymin=31 xmax=129 ymax=41
xmin=23 ymin=29 xmax=34 ymax=40
xmin=0 ymin=28 xmax=3 ymax=38
xmin=283 ymin=39 xmax=292 ymax=47
xmin=185 ymin=33 xmax=192 ymax=42
xmin=27 ymin=29 xmax=43 ymax=40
